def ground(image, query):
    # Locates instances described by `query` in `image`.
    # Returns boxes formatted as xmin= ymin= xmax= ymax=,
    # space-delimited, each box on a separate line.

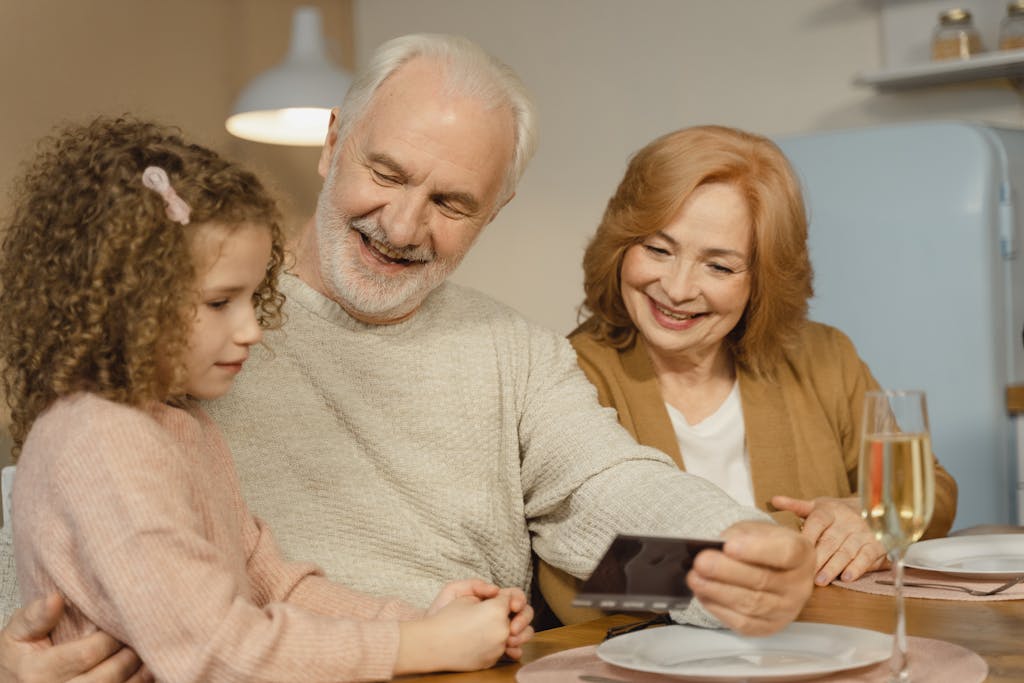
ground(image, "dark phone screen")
xmin=572 ymin=535 xmax=725 ymax=612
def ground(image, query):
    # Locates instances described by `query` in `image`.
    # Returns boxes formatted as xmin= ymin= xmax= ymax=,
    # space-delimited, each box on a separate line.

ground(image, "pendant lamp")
xmin=226 ymin=6 xmax=351 ymax=146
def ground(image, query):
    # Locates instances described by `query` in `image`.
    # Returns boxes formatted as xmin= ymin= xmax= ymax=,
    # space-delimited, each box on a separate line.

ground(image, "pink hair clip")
xmin=141 ymin=166 xmax=191 ymax=225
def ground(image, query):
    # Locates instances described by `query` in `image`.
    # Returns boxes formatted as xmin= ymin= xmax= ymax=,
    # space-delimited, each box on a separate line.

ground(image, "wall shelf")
xmin=855 ymin=48 xmax=1024 ymax=91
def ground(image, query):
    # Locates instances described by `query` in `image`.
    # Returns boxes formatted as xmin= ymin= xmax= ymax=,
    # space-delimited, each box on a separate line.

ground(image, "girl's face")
xmin=183 ymin=222 xmax=272 ymax=400
xmin=619 ymin=182 xmax=753 ymax=370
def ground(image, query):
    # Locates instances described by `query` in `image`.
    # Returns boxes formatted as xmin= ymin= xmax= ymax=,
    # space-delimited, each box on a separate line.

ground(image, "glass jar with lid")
xmin=1000 ymin=1 xmax=1024 ymax=51
xmin=931 ymin=8 xmax=984 ymax=60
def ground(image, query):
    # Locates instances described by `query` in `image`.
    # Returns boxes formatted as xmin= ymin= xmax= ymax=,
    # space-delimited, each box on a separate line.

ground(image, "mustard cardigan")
xmin=538 ymin=320 xmax=958 ymax=625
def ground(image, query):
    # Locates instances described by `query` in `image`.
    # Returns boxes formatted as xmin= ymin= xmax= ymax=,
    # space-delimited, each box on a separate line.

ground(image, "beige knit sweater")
xmin=0 ymin=275 xmax=766 ymax=632
xmin=12 ymin=393 xmax=420 ymax=683
xmin=207 ymin=275 xmax=766 ymax=627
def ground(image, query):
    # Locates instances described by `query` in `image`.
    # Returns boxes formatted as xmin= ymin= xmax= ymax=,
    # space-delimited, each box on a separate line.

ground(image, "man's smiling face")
xmin=312 ymin=57 xmax=515 ymax=324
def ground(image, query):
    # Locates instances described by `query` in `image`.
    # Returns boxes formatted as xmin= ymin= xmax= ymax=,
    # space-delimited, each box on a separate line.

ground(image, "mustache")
xmin=348 ymin=216 xmax=437 ymax=264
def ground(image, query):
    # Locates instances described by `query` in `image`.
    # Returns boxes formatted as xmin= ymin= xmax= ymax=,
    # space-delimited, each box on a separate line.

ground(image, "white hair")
xmin=333 ymin=33 xmax=538 ymax=201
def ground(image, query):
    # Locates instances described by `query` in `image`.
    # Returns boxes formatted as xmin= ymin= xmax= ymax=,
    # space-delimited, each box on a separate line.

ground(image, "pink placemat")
xmin=516 ymin=637 xmax=986 ymax=682
xmin=835 ymin=568 xmax=1024 ymax=601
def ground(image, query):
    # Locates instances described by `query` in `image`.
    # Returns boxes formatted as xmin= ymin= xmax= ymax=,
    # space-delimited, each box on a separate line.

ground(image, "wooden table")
xmin=397 ymin=584 xmax=1024 ymax=681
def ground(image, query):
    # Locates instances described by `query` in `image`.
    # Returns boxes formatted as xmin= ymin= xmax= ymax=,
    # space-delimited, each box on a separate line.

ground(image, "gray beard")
xmin=313 ymin=189 xmax=459 ymax=322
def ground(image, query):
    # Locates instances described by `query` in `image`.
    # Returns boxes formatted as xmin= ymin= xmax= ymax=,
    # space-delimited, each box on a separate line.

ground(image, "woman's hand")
xmin=771 ymin=495 xmax=887 ymax=585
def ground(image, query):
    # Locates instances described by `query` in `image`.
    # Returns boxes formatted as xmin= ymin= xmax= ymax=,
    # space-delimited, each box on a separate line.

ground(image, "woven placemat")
xmin=835 ymin=568 xmax=1024 ymax=601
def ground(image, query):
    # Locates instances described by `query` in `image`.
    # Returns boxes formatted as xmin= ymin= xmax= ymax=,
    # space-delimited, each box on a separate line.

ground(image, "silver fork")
xmin=874 ymin=575 xmax=1024 ymax=596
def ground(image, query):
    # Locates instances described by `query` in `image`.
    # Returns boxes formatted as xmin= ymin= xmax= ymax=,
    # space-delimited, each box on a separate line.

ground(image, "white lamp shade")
xmin=226 ymin=7 xmax=351 ymax=146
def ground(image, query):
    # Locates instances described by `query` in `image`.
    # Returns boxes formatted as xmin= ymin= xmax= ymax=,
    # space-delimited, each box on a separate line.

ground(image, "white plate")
xmin=596 ymin=622 xmax=890 ymax=681
xmin=905 ymin=534 xmax=1024 ymax=579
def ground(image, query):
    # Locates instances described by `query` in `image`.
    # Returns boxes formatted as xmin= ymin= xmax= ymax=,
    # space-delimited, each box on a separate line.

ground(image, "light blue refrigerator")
xmin=776 ymin=121 xmax=1024 ymax=530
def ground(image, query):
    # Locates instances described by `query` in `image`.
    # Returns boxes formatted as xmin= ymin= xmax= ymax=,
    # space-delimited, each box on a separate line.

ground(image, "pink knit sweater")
xmin=13 ymin=393 xmax=422 ymax=682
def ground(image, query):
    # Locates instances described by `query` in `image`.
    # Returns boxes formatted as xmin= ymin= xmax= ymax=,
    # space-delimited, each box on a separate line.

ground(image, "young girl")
xmin=0 ymin=117 xmax=531 ymax=682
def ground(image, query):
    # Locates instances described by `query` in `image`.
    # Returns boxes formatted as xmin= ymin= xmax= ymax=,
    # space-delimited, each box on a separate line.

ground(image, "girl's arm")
xmin=242 ymin=514 xmax=423 ymax=621
xmin=17 ymin=401 xmax=400 ymax=683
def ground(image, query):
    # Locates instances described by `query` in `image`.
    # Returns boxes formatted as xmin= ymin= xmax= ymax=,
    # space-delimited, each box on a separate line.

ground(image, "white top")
xmin=665 ymin=382 xmax=756 ymax=508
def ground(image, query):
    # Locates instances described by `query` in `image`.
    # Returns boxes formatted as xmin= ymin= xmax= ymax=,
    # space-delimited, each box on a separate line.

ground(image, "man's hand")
xmin=0 ymin=594 xmax=148 ymax=683
xmin=772 ymin=495 xmax=888 ymax=585
xmin=686 ymin=521 xmax=815 ymax=636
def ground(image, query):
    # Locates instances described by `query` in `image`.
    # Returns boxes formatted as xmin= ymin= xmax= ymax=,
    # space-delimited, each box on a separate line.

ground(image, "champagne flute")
xmin=858 ymin=390 xmax=935 ymax=683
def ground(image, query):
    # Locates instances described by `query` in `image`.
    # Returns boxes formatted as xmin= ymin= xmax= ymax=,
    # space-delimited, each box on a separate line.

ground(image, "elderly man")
xmin=0 ymin=33 xmax=814 ymax=682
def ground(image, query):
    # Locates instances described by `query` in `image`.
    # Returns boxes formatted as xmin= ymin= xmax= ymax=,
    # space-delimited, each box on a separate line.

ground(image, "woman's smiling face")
xmin=620 ymin=182 xmax=753 ymax=368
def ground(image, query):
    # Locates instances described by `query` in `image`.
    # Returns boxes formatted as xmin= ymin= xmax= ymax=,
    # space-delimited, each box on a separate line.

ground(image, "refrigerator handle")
xmin=1001 ymin=180 xmax=1016 ymax=260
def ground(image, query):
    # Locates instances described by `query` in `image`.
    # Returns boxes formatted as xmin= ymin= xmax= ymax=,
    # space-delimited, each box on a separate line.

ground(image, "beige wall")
xmin=355 ymin=0 xmax=1024 ymax=334
xmin=1 ymin=0 xmax=354 ymax=235
xmin=0 ymin=0 xmax=354 ymax=463
xmin=4 ymin=0 xmax=1024 ymax=454
xmin=6 ymin=0 xmax=1020 ymax=336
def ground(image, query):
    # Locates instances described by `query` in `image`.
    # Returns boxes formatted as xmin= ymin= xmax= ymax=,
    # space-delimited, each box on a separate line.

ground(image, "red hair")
xmin=579 ymin=124 xmax=813 ymax=377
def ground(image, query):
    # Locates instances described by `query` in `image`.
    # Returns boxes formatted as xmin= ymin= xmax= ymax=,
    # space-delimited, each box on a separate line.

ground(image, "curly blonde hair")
xmin=0 ymin=116 xmax=286 ymax=458
xmin=579 ymin=124 xmax=813 ymax=378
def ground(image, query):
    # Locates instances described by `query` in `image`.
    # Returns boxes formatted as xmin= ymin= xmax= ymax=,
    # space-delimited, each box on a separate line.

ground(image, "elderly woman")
xmin=539 ymin=124 xmax=958 ymax=625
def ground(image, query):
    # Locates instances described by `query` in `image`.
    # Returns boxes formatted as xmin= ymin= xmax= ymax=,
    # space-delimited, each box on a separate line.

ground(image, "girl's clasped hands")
xmin=397 ymin=579 xmax=534 ymax=674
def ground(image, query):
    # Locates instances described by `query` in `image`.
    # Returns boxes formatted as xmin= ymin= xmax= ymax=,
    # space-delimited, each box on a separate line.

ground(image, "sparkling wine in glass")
xmin=858 ymin=390 xmax=935 ymax=683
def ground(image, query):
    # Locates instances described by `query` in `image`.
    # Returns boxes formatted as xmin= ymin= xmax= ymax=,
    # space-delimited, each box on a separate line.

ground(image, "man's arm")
xmin=518 ymin=326 xmax=814 ymax=633
xmin=0 ymin=594 xmax=147 ymax=683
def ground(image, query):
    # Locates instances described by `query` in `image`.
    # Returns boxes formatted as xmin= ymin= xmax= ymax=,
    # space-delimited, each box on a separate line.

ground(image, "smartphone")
xmin=571 ymin=534 xmax=725 ymax=612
